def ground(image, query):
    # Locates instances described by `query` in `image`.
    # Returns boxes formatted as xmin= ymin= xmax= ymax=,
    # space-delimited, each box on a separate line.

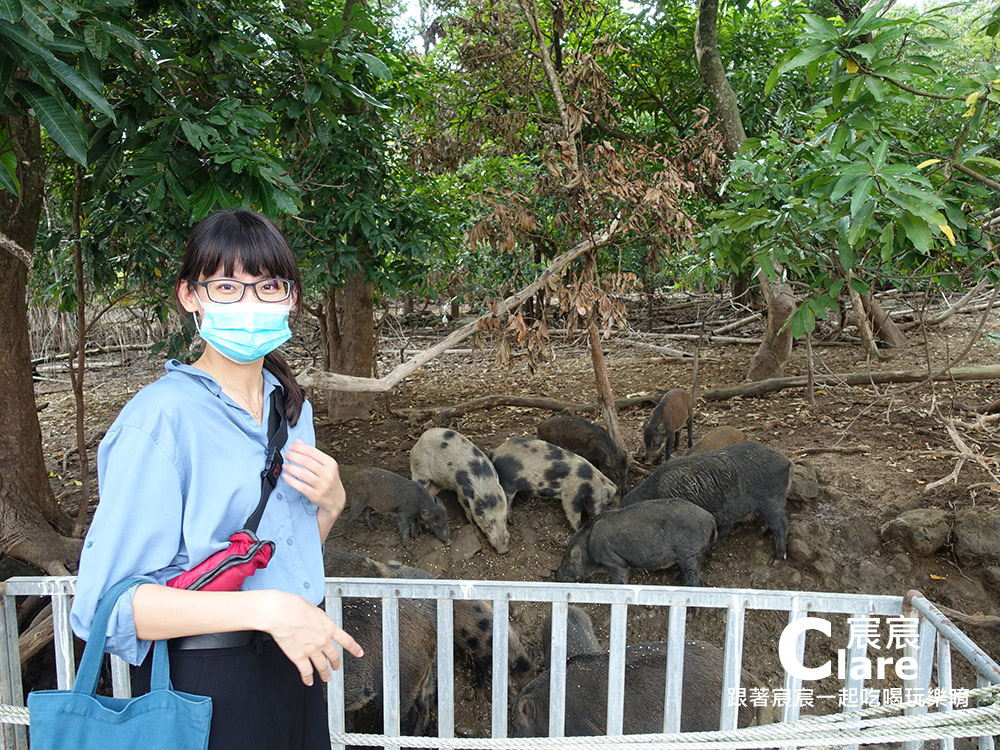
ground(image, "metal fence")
xmin=3 ymin=576 xmax=1000 ymax=750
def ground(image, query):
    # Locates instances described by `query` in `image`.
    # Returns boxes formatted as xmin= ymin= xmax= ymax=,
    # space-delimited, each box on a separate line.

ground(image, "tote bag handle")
xmin=74 ymin=577 xmax=170 ymax=694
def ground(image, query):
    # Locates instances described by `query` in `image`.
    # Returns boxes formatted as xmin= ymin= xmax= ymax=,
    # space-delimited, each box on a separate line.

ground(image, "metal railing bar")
xmin=382 ymin=595 xmax=401 ymax=746
xmin=720 ymin=601 xmax=745 ymax=731
xmin=905 ymin=592 xmax=1000 ymax=685
xmin=110 ymin=654 xmax=130 ymax=698
xmin=840 ymin=606 xmax=871 ymax=750
xmin=51 ymin=594 xmax=74 ymax=690
xmin=976 ymin=674 xmax=995 ymax=750
xmin=937 ymin=634 xmax=954 ymax=750
xmin=547 ymin=601 xmax=568 ymax=739
xmin=436 ymin=597 xmax=455 ymax=743
xmin=325 ymin=593 xmax=346 ymax=750
xmin=663 ymin=604 xmax=687 ymax=734
xmin=606 ymin=601 xmax=628 ymax=735
xmin=491 ymin=598 xmax=509 ymax=739
xmin=320 ymin=579 xmax=904 ymax=616
xmin=1 ymin=590 xmax=26 ymax=750
xmin=781 ymin=604 xmax=806 ymax=726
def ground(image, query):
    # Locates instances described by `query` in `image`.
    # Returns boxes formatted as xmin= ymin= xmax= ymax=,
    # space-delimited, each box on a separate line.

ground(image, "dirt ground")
xmin=30 ymin=292 xmax=1000 ymax=734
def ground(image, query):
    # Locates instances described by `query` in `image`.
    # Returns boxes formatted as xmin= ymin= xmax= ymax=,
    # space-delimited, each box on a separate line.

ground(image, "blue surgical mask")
xmin=195 ymin=300 xmax=292 ymax=364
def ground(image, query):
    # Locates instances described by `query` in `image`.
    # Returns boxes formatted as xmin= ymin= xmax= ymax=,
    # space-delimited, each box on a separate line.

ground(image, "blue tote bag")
xmin=27 ymin=577 xmax=212 ymax=750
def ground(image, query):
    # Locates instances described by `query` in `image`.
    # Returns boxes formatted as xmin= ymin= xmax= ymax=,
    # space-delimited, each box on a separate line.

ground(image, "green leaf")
xmin=830 ymin=124 xmax=850 ymax=157
xmin=11 ymin=79 xmax=86 ymax=164
xmin=784 ymin=43 xmax=836 ymax=72
xmin=0 ymin=0 xmax=22 ymax=23
xmin=357 ymin=52 xmax=391 ymax=81
xmin=872 ymin=141 xmax=889 ymax=170
xmin=830 ymin=164 xmax=870 ymax=201
xmin=0 ymin=133 xmax=19 ymax=195
xmin=879 ymin=223 xmax=894 ymax=261
xmin=848 ymin=201 xmax=874 ymax=246
xmin=0 ymin=49 xmax=13 ymax=101
xmin=900 ymin=213 xmax=933 ymax=252
xmin=964 ymin=156 xmax=1000 ymax=171
xmin=864 ymin=75 xmax=885 ymax=101
xmin=849 ymin=277 xmax=868 ymax=295
xmin=47 ymin=57 xmax=116 ymax=122
xmin=850 ymin=176 xmax=873 ymax=219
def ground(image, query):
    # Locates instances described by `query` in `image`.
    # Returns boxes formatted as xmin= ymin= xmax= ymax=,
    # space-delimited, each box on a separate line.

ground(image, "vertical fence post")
xmin=1 ymin=589 xmax=27 ymax=750
xmin=663 ymin=603 xmax=687 ymax=734
xmin=720 ymin=600 xmax=745 ymax=731
xmin=606 ymin=601 xmax=628 ymax=736
xmin=325 ymin=592 xmax=345 ymax=750
xmin=547 ymin=601 xmax=568 ymax=738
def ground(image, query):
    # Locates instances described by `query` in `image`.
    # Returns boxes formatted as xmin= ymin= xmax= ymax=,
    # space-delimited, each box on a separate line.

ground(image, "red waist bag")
xmin=167 ymin=389 xmax=287 ymax=592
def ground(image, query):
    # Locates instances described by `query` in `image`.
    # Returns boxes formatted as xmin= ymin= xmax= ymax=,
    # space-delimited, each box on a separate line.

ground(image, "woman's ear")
xmin=177 ymin=279 xmax=203 ymax=315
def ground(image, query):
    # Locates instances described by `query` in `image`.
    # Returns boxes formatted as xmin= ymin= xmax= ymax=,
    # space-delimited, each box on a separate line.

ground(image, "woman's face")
xmin=177 ymin=264 xmax=298 ymax=315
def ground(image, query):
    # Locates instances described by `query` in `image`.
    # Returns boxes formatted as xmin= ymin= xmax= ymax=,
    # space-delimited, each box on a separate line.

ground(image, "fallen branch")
xmin=19 ymin=604 xmax=53 ymax=667
xmin=792 ymin=445 xmax=872 ymax=456
xmin=299 ymin=219 xmax=621 ymax=393
xmin=897 ymin=279 xmax=992 ymax=331
xmin=409 ymin=390 xmax=665 ymax=424
xmin=924 ymin=417 xmax=1000 ymax=493
xmin=932 ymin=603 xmax=1000 ymax=630
xmin=700 ymin=365 xmax=1000 ymax=401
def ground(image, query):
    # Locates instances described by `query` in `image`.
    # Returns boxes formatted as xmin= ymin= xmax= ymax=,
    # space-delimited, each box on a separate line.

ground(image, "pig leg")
xmin=756 ymin=501 xmax=788 ymax=560
xmin=603 ymin=555 xmax=632 ymax=584
xmin=686 ymin=415 xmax=694 ymax=448
xmin=676 ymin=554 xmax=705 ymax=587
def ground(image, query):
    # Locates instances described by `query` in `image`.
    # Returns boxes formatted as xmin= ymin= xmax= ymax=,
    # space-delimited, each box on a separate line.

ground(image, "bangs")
xmin=179 ymin=210 xmax=302 ymax=284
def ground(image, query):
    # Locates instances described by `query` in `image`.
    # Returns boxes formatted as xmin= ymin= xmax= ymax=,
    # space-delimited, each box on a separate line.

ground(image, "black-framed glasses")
xmin=191 ymin=278 xmax=295 ymax=304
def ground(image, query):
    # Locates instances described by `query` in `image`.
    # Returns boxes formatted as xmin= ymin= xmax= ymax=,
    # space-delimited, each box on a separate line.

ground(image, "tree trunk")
xmin=695 ymin=0 xmax=746 ymax=157
xmin=322 ymin=269 xmax=377 ymax=422
xmin=583 ymin=252 xmax=624 ymax=451
xmin=746 ymin=268 xmax=796 ymax=380
xmin=860 ymin=293 xmax=909 ymax=347
xmin=0 ymin=115 xmax=82 ymax=572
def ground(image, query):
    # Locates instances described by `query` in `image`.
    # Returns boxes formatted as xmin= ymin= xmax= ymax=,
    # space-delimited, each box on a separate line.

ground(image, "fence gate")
xmin=4 ymin=576 xmax=1000 ymax=749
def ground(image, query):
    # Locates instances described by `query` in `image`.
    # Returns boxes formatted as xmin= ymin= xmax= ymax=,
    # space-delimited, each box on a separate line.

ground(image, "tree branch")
xmin=0 ymin=230 xmax=31 ymax=267
xmin=298 ymin=218 xmax=622 ymax=392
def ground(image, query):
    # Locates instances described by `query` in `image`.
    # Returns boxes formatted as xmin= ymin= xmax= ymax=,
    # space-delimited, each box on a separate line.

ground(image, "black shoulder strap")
xmin=244 ymin=388 xmax=289 ymax=533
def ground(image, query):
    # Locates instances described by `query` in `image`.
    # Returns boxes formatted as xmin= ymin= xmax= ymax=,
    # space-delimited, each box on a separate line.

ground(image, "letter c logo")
xmin=779 ymin=616 xmax=832 ymax=681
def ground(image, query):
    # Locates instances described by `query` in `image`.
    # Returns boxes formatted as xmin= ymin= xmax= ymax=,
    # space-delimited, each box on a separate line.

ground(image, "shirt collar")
xmin=166 ymin=359 xmax=281 ymax=398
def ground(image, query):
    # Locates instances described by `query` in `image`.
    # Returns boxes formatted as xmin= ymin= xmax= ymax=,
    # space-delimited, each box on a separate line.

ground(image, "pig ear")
xmin=420 ymin=508 xmax=431 ymax=519
xmin=517 ymin=697 xmax=536 ymax=724
xmin=569 ymin=545 xmax=582 ymax=563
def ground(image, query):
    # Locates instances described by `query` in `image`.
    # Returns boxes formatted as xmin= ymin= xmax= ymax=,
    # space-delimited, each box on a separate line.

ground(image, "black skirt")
xmin=134 ymin=635 xmax=330 ymax=750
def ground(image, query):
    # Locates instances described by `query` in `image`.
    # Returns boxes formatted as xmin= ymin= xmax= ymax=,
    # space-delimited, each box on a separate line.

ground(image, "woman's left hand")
xmin=281 ymin=439 xmax=347 ymax=517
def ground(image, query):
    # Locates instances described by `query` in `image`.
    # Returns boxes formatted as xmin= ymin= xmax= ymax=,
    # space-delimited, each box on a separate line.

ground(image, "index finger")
xmin=330 ymin=626 xmax=364 ymax=659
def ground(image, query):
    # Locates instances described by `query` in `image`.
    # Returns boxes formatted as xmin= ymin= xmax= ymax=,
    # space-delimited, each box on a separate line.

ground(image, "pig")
xmin=643 ymin=388 xmax=694 ymax=463
xmin=623 ymin=441 xmax=790 ymax=560
xmin=410 ymin=427 xmax=510 ymax=553
xmin=687 ymin=425 xmax=747 ymax=455
xmin=344 ymin=467 xmax=451 ymax=547
xmin=541 ymin=604 xmax=601 ymax=667
xmin=555 ymin=498 xmax=716 ymax=586
xmin=325 ymin=548 xmax=536 ymax=699
xmin=537 ymin=412 xmax=628 ymax=491
xmin=489 ymin=437 xmax=619 ymax=530
xmin=341 ymin=595 xmax=437 ymax=736
xmin=511 ymin=640 xmax=768 ymax=736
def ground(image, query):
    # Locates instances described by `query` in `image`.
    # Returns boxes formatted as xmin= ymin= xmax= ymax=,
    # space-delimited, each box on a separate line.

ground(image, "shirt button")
xmin=287 ymin=537 xmax=294 ymax=546
xmin=276 ymin=493 xmax=284 ymax=500
xmin=86 ymin=541 xmax=93 ymax=548
xmin=303 ymin=582 xmax=310 ymax=589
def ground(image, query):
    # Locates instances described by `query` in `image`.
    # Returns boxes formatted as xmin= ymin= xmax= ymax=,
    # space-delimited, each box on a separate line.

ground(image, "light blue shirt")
xmin=70 ymin=360 xmax=325 ymax=665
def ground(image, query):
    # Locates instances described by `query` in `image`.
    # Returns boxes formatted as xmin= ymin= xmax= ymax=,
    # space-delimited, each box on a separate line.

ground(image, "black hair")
xmin=175 ymin=209 xmax=306 ymax=425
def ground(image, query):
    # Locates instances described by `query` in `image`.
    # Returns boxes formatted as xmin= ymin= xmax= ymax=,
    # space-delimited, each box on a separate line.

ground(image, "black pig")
xmin=555 ymin=499 xmax=716 ymax=586
xmin=541 ymin=604 xmax=600 ymax=667
xmin=344 ymin=467 xmax=451 ymax=547
xmin=623 ymin=441 xmax=790 ymax=559
xmin=511 ymin=640 xmax=768 ymax=736
xmin=537 ymin=413 xmax=628 ymax=491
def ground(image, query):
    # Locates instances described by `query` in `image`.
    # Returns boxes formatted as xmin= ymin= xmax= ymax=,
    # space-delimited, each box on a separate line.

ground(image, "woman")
xmin=71 ymin=209 xmax=362 ymax=750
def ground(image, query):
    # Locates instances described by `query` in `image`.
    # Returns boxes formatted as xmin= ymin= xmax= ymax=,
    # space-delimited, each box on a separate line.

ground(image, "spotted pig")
xmin=489 ymin=437 xmax=619 ymax=530
xmin=410 ymin=427 xmax=509 ymax=553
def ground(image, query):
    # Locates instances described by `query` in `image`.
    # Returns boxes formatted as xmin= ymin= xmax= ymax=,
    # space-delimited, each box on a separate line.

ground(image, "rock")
xmin=416 ymin=548 xmax=451 ymax=576
xmin=787 ymin=537 xmax=814 ymax=564
xmin=857 ymin=561 xmax=883 ymax=590
xmin=788 ymin=462 xmax=819 ymax=502
xmin=890 ymin=552 xmax=912 ymax=575
xmin=844 ymin=517 xmax=881 ymax=554
xmin=983 ymin=566 xmax=1000 ymax=592
xmin=520 ymin=524 xmax=539 ymax=547
xmin=879 ymin=508 xmax=950 ymax=556
xmin=953 ymin=508 xmax=1000 ymax=565
xmin=811 ymin=556 xmax=838 ymax=578
xmin=449 ymin=525 xmax=482 ymax=563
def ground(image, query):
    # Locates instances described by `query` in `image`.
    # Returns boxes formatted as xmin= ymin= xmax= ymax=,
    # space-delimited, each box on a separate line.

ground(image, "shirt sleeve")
xmin=71 ymin=423 xmax=185 ymax=665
